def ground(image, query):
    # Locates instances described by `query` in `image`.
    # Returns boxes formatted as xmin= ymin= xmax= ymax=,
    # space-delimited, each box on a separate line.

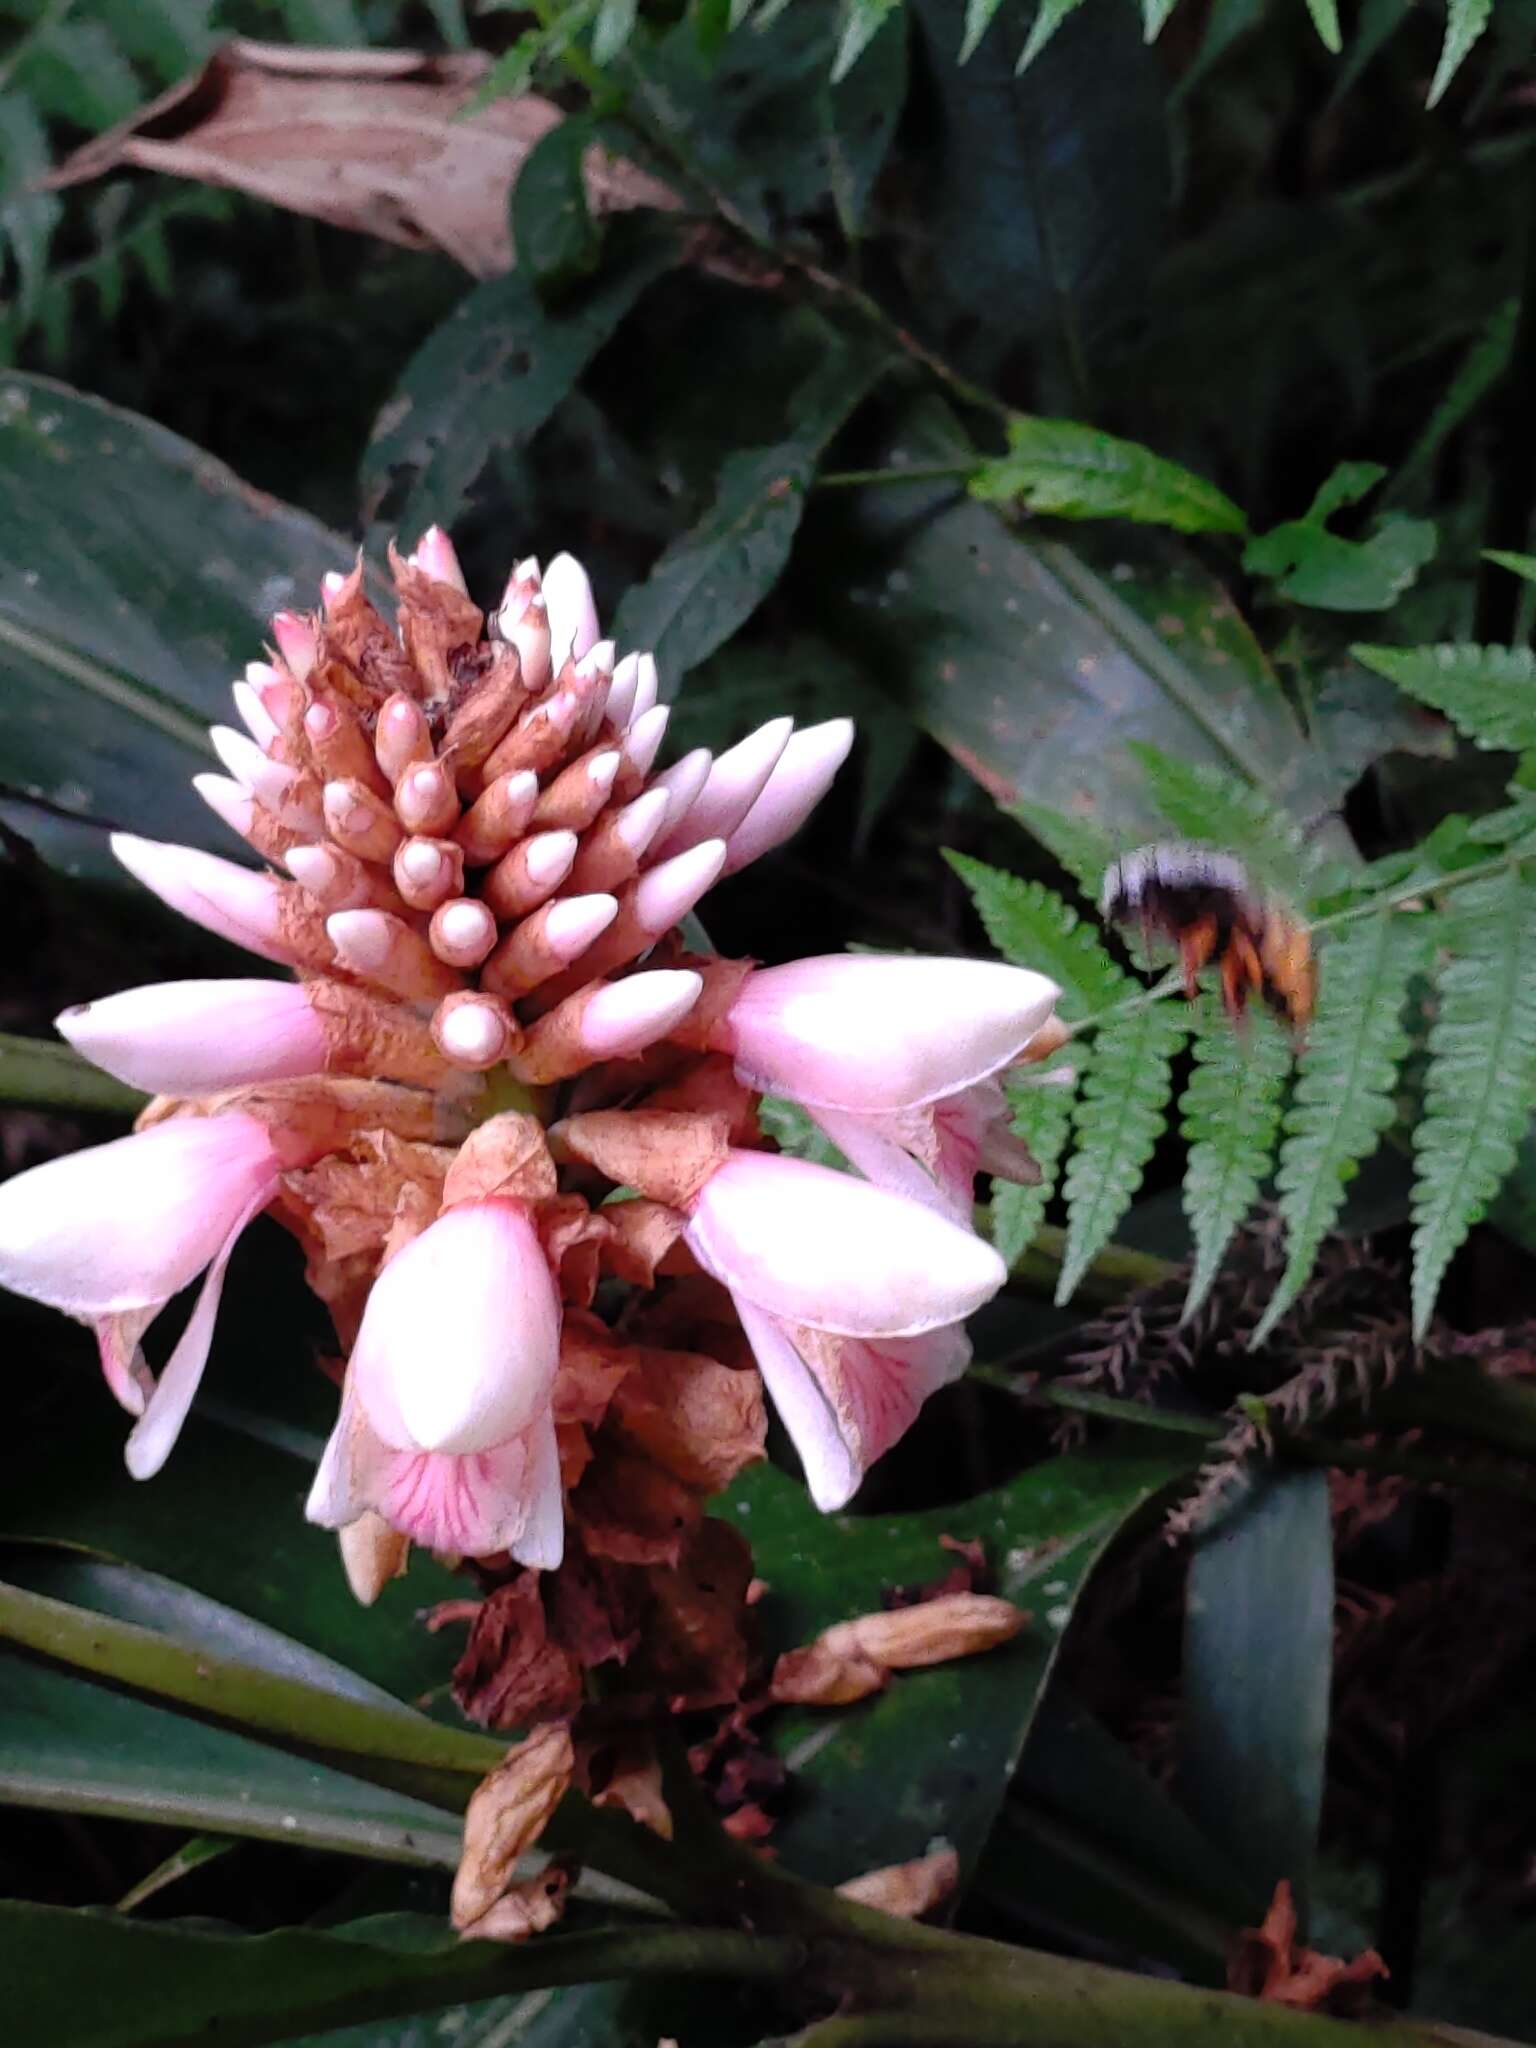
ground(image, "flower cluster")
xmin=0 ymin=535 xmax=1061 ymax=1597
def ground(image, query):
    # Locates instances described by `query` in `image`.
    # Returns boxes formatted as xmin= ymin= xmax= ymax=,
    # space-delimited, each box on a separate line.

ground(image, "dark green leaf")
xmin=719 ymin=1439 xmax=1196 ymax=1887
xmin=510 ymin=117 xmax=602 ymax=292
xmin=0 ymin=1031 xmax=144 ymax=1113
xmin=359 ymin=220 xmax=677 ymax=545
xmin=1243 ymin=462 xmax=1436 ymax=611
xmin=591 ymin=0 xmax=640 ymax=63
xmin=0 ymin=373 xmax=367 ymax=879
xmin=1179 ymin=1470 xmax=1334 ymax=1923
xmin=1179 ymin=1005 xmax=1291 ymax=1321
xmin=612 ymin=333 xmax=888 ymax=687
xmin=1427 ymin=0 xmax=1492 ymax=106
xmin=994 ymin=1057 xmax=1078 ymax=1261
xmin=970 ymin=415 xmax=1246 ymax=536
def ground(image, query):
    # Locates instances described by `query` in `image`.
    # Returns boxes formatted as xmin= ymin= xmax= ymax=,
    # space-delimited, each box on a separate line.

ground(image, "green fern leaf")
xmin=1008 ymin=799 xmax=1118 ymax=903
xmin=944 ymin=852 xmax=1128 ymax=1018
xmin=993 ymin=1056 xmax=1078 ymax=1263
xmin=960 ymin=0 xmax=1007 ymax=59
xmin=1142 ymin=0 xmax=1182 ymax=39
xmin=1483 ymin=549 xmax=1536 ymax=589
xmin=832 ymin=0 xmax=903 ymax=78
xmin=970 ymin=414 xmax=1245 ymax=536
xmin=1057 ymin=1004 xmax=1188 ymax=1303
xmin=1303 ymin=0 xmax=1343 ymax=53
xmin=1352 ymin=642 xmax=1536 ymax=753
xmin=1427 ymin=0 xmax=1491 ymax=107
xmin=1128 ymin=743 xmax=1345 ymax=902
xmin=1017 ymin=0 xmax=1087 ymax=71
xmin=1180 ymin=1003 xmax=1291 ymax=1319
xmin=1411 ymin=868 xmax=1536 ymax=1335
xmin=1252 ymin=913 xmax=1430 ymax=1345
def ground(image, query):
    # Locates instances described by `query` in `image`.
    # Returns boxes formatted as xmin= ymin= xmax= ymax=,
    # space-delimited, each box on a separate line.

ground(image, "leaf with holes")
xmin=1179 ymin=1004 xmax=1291 ymax=1320
xmin=1057 ymin=1003 xmax=1189 ymax=1304
xmin=1252 ymin=913 xmax=1431 ymax=1345
xmin=1411 ymin=868 xmax=1536 ymax=1336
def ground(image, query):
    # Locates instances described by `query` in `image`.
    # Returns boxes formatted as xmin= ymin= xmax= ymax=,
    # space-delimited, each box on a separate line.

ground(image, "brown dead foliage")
xmin=1228 ymin=1882 xmax=1387 ymax=2013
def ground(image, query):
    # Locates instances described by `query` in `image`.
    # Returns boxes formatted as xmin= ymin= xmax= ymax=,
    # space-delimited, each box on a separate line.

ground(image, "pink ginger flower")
xmin=306 ymin=1198 xmax=564 ymax=1565
xmin=712 ymin=954 xmax=1061 ymax=1223
xmin=684 ymin=1149 xmax=1006 ymax=1509
xmin=0 ymin=1113 xmax=286 ymax=1476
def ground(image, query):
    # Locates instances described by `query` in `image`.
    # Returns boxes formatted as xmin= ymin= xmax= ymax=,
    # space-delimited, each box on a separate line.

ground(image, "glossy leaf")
xmin=970 ymin=415 xmax=1246 ymax=536
xmin=359 ymin=221 xmax=677 ymax=545
xmin=1179 ymin=1469 xmax=1334 ymax=1923
xmin=612 ymin=334 xmax=889 ymax=688
xmin=720 ymin=1440 xmax=1197 ymax=1888
xmin=0 ymin=372 xmax=366 ymax=879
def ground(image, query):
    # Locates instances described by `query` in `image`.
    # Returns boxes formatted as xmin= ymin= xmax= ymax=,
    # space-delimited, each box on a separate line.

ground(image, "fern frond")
xmin=1410 ymin=867 xmax=1536 ymax=1335
xmin=1128 ymin=743 xmax=1344 ymax=902
xmin=1056 ymin=1003 xmax=1188 ymax=1304
xmin=1252 ymin=913 xmax=1430 ymax=1346
xmin=1179 ymin=1003 xmax=1291 ymax=1321
xmin=969 ymin=414 xmax=1245 ymax=534
xmin=1483 ymin=549 xmax=1536 ymax=589
xmin=832 ymin=0 xmax=903 ymax=79
xmin=1007 ymin=799 xmax=1117 ymax=903
xmin=960 ymin=0 xmax=1006 ymax=59
xmin=1427 ymin=0 xmax=1491 ymax=107
xmin=1352 ymin=642 xmax=1536 ymax=753
xmin=993 ymin=1056 xmax=1078 ymax=1263
xmin=1017 ymin=0 xmax=1088 ymax=70
xmin=1303 ymin=0 xmax=1343 ymax=54
xmin=944 ymin=851 xmax=1128 ymax=1018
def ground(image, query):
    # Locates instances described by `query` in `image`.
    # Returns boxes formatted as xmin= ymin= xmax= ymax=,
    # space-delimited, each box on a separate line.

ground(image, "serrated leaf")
xmin=944 ymin=852 xmax=1129 ymax=1017
xmin=1009 ymin=798 xmax=1119 ymax=902
xmin=970 ymin=414 xmax=1246 ymax=535
xmin=614 ymin=334 xmax=889 ymax=687
xmin=1057 ymin=1003 xmax=1188 ymax=1303
xmin=994 ymin=1058 xmax=1079 ymax=1261
xmin=1127 ymin=743 xmax=1347 ymax=903
xmin=1253 ymin=913 xmax=1430 ymax=1345
xmin=1017 ymin=0 xmax=1089 ymax=70
xmin=1179 ymin=1004 xmax=1291 ymax=1319
xmin=832 ymin=0 xmax=903 ymax=78
xmin=960 ymin=0 xmax=1008 ymax=59
xmin=1411 ymin=867 xmax=1536 ymax=1335
xmin=1244 ymin=461 xmax=1436 ymax=611
xmin=1427 ymin=0 xmax=1492 ymax=106
xmin=1302 ymin=0 xmax=1343 ymax=53
xmin=1351 ymin=642 xmax=1536 ymax=753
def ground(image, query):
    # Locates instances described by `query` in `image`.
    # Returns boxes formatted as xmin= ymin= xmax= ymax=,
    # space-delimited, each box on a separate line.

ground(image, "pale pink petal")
xmin=411 ymin=525 xmax=469 ymax=592
xmin=123 ymin=1177 xmax=276 ymax=1478
xmin=578 ymin=971 xmax=702 ymax=1059
xmin=56 ymin=980 xmax=327 ymax=1095
xmin=684 ymin=1150 xmax=1005 ymax=1338
xmin=543 ymin=552 xmax=600 ymax=671
xmin=350 ymin=1200 xmax=560 ymax=1456
xmin=725 ymin=954 xmax=1060 ymax=1113
xmin=808 ymin=1105 xmax=965 ymax=1221
xmin=654 ymin=719 xmax=791 ymax=859
xmin=731 ymin=1296 xmax=857 ymax=1511
xmin=110 ymin=834 xmax=296 ymax=965
xmin=93 ymin=1308 xmax=157 ymax=1416
xmin=722 ymin=719 xmax=855 ymax=875
xmin=0 ymin=1115 xmax=281 ymax=1317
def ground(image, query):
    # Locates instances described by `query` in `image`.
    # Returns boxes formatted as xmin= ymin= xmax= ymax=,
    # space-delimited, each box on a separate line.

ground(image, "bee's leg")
xmin=1178 ymin=914 xmax=1219 ymax=999
xmin=1220 ymin=927 xmax=1264 ymax=1022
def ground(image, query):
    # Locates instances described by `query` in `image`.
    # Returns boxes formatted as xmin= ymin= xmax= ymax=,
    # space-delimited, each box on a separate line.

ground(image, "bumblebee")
xmin=1099 ymin=843 xmax=1316 ymax=1033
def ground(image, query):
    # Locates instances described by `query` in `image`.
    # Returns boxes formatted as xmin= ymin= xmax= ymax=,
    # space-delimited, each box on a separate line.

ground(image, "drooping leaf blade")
xmin=969 ymin=414 xmax=1246 ymax=535
xmin=1179 ymin=1004 xmax=1291 ymax=1319
xmin=1411 ymin=867 xmax=1536 ymax=1336
xmin=1253 ymin=912 xmax=1430 ymax=1345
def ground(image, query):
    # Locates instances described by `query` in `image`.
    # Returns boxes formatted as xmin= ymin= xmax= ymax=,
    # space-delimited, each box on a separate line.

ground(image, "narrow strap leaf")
xmin=1411 ymin=867 xmax=1536 ymax=1336
xmin=1252 ymin=911 xmax=1430 ymax=1345
xmin=1180 ymin=1004 xmax=1292 ymax=1321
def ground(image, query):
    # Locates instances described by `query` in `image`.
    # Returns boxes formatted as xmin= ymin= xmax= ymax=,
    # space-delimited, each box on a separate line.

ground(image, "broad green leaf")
xmin=718 ymin=1439 xmax=1196 ymax=1887
xmin=970 ymin=414 xmax=1246 ymax=536
xmin=1302 ymin=0 xmax=1343 ymax=53
xmin=943 ymin=852 xmax=1129 ymax=1016
xmin=359 ymin=220 xmax=677 ymax=544
xmin=1353 ymin=641 xmax=1536 ymax=752
xmin=1057 ymin=1002 xmax=1189 ymax=1303
xmin=1244 ymin=462 xmax=1436 ymax=611
xmin=1253 ymin=912 xmax=1430 ymax=1346
xmin=0 ymin=372 xmax=369 ymax=879
xmin=1411 ymin=868 xmax=1536 ymax=1336
xmin=1180 ymin=1470 xmax=1334 ymax=1923
xmin=901 ymin=0 xmax=1166 ymax=383
xmin=0 ymin=1031 xmax=144 ymax=1113
xmin=830 ymin=403 xmax=1350 ymax=834
xmin=509 ymin=117 xmax=601 ymax=291
xmin=612 ymin=335 xmax=889 ymax=688
xmin=1179 ymin=1005 xmax=1291 ymax=1320
xmin=1427 ymin=0 xmax=1492 ymax=106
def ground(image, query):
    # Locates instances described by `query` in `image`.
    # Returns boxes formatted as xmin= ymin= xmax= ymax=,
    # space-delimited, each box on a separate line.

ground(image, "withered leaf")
xmin=451 ymin=1574 xmax=582 ymax=1730
xmin=608 ymin=1344 xmax=766 ymax=1493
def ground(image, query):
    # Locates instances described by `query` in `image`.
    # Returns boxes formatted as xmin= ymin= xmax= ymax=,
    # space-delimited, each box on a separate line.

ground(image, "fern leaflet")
xmin=1303 ymin=0 xmax=1343 ymax=54
xmin=1129 ymin=742 xmax=1345 ymax=902
xmin=1410 ymin=868 xmax=1536 ymax=1335
xmin=1057 ymin=1003 xmax=1187 ymax=1304
xmin=945 ymin=851 xmax=1129 ymax=1019
xmin=1180 ymin=1003 xmax=1291 ymax=1320
xmin=832 ymin=0 xmax=903 ymax=78
xmin=1008 ymin=799 xmax=1117 ymax=903
xmin=1484 ymin=550 xmax=1536 ymax=589
xmin=1427 ymin=0 xmax=1491 ymax=107
xmin=1352 ymin=642 xmax=1536 ymax=753
xmin=959 ymin=0 xmax=1007 ymax=59
xmin=993 ymin=1056 xmax=1078 ymax=1264
xmin=1253 ymin=912 xmax=1429 ymax=1345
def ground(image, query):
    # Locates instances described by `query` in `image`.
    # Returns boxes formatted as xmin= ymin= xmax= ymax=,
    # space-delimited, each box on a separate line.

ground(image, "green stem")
xmin=815 ymin=461 xmax=979 ymax=490
xmin=0 ymin=1032 xmax=146 ymax=1115
xmin=997 ymin=1219 xmax=1175 ymax=1300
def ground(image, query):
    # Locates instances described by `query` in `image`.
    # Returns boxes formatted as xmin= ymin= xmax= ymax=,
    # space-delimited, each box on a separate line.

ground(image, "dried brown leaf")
xmin=452 ymin=1723 xmax=574 ymax=1929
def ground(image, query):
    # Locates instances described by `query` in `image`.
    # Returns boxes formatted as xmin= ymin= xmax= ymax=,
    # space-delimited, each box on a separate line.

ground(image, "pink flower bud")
xmin=722 ymin=719 xmax=855 ymax=874
xmin=723 ymin=955 xmax=1061 ymax=1113
xmin=543 ymin=552 xmax=600 ymax=672
xmin=577 ymin=970 xmax=703 ymax=1058
xmin=110 ymin=834 xmax=295 ymax=964
xmin=56 ymin=980 xmax=328 ymax=1095
xmin=685 ymin=1150 xmax=1006 ymax=1339
xmin=655 ymin=717 xmax=791 ymax=858
xmin=410 ymin=524 xmax=469 ymax=592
